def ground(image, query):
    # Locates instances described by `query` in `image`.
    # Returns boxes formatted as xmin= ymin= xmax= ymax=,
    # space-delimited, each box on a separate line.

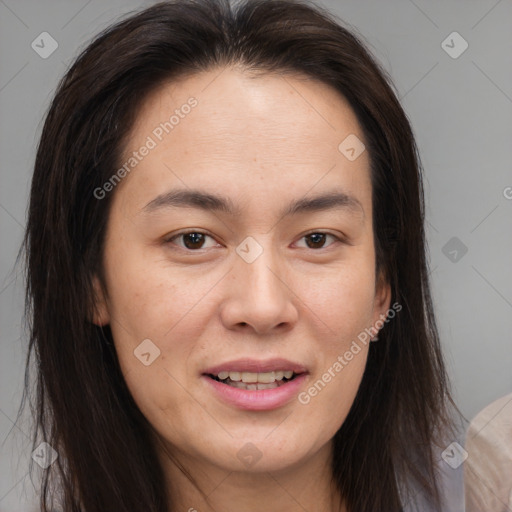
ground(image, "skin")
xmin=93 ymin=66 xmax=391 ymax=512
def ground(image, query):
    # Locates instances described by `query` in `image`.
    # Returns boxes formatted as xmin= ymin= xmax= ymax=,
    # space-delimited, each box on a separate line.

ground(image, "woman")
xmin=21 ymin=0 xmax=463 ymax=510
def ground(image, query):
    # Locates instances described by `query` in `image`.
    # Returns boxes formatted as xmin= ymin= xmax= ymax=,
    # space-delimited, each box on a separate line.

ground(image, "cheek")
xmin=298 ymin=329 xmax=370 ymax=443
xmin=121 ymin=359 xmax=202 ymax=450
xmin=103 ymin=240 xmax=215 ymax=341
xmin=102 ymin=247 xmax=220 ymax=414
xmin=296 ymin=259 xmax=376 ymax=344
xmin=106 ymin=270 xmax=208 ymax=394
xmin=293 ymin=258 xmax=375 ymax=427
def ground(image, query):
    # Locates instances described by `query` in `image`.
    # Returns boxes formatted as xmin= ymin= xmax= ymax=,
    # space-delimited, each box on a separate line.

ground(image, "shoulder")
xmin=464 ymin=392 xmax=512 ymax=512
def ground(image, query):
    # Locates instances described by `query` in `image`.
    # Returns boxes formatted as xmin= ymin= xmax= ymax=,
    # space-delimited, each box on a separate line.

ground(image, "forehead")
xmin=128 ymin=66 xmax=364 ymax=152
xmin=113 ymin=67 xmax=372 ymax=218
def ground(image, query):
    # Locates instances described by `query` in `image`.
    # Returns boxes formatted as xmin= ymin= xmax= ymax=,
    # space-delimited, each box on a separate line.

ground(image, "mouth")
xmin=206 ymin=370 xmax=300 ymax=391
xmin=201 ymin=358 xmax=308 ymax=411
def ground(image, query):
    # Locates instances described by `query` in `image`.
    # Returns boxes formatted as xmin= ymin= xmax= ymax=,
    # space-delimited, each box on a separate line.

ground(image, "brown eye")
xmin=167 ymin=231 xmax=218 ymax=251
xmin=305 ymin=233 xmax=327 ymax=249
xmin=182 ymin=233 xmax=206 ymax=249
xmin=297 ymin=232 xmax=341 ymax=250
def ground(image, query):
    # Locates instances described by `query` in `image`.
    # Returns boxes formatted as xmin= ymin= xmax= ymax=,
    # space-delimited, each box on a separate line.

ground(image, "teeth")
xmin=257 ymin=372 xmax=275 ymax=384
xmin=226 ymin=381 xmax=280 ymax=390
xmin=214 ymin=370 xmax=295 ymax=383
xmin=241 ymin=372 xmax=255 ymax=383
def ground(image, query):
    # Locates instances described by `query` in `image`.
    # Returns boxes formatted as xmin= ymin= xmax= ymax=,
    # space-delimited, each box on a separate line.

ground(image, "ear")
xmin=371 ymin=269 xmax=392 ymax=338
xmin=91 ymin=274 xmax=110 ymax=326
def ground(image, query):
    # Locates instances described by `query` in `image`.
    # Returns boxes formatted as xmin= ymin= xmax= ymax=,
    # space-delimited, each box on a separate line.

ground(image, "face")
xmin=93 ymin=67 xmax=391 ymax=475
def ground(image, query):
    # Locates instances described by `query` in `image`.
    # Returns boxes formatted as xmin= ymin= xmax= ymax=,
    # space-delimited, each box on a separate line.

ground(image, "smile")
xmin=202 ymin=359 xmax=309 ymax=410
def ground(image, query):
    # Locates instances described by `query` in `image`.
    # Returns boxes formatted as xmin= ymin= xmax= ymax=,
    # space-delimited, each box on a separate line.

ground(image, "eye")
xmin=165 ymin=230 xmax=344 ymax=252
xmin=166 ymin=231 xmax=219 ymax=251
xmin=295 ymin=232 xmax=343 ymax=250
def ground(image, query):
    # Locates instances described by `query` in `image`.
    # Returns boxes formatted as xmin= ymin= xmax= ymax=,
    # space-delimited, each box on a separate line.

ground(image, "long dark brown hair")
xmin=20 ymin=0 xmax=463 ymax=510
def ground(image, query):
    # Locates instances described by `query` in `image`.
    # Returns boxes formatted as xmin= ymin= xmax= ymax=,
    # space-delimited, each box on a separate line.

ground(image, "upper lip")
xmin=203 ymin=358 xmax=308 ymax=376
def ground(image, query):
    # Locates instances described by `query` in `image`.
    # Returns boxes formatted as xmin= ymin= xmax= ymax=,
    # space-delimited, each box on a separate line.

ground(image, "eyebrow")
xmin=142 ymin=188 xmax=364 ymax=219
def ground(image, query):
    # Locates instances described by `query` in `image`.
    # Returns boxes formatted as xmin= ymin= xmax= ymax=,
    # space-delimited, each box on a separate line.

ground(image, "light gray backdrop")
xmin=1 ymin=0 xmax=511 ymax=511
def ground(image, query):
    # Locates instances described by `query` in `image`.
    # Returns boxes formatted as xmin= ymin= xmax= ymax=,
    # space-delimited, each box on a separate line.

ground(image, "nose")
xmin=219 ymin=240 xmax=299 ymax=335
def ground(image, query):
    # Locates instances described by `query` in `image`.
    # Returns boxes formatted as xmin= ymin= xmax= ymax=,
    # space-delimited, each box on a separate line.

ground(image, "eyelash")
xmin=165 ymin=230 xmax=345 ymax=252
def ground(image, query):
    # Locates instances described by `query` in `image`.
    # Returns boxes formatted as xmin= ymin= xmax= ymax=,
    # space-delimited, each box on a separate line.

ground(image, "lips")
xmin=201 ymin=358 xmax=308 ymax=410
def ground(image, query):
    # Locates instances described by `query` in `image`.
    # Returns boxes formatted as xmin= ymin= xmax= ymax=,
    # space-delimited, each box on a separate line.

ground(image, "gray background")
xmin=1 ymin=0 xmax=511 ymax=510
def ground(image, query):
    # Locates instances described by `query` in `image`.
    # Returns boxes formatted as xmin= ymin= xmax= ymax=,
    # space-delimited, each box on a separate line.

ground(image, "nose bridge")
xmin=235 ymin=235 xmax=285 ymax=302
xmin=223 ymin=234 xmax=297 ymax=333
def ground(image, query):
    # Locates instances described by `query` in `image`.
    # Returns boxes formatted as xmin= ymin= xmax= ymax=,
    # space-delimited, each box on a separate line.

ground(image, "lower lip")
xmin=202 ymin=374 xmax=308 ymax=411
